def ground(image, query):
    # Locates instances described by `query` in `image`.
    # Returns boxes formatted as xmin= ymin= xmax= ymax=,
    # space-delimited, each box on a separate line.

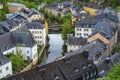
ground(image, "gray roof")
xmin=0 ymin=52 xmax=10 ymax=66
xmin=8 ymin=2 xmax=26 ymax=7
xmin=75 ymin=19 xmax=97 ymax=28
xmin=91 ymin=20 xmax=114 ymax=39
xmin=80 ymin=2 xmax=104 ymax=9
xmin=19 ymin=8 xmax=43 ymax=17
xmin=96 ymin=52 xmax=120 ymax=77
xmin=2 ymin=51 xmax=97 ymax=80
xmin=11 ymin=26 xmax=36 ymax=47
xmin=0 ymin=26 xmax=36 ymax=53
xmin=0 ymin=32 xmax=14 ymax=52
xmin=0 ymin=20 xmax=19 ymax=31
xmin=8 ymin=13 xmax=27 ymax=23
xmin=25 ymin=22 xmax=44 ymax=29
xmin=67 ymin=36 xmax=87 ymax=45
xmin=94 ymin=12 xmax=119 ymax=23
xmin=66 ymin=39 xmax=107 ymax=60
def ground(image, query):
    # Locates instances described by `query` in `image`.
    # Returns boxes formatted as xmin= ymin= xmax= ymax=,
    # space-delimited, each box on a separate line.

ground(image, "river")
xmin=40 ymin=34 xmax=64 ymax=64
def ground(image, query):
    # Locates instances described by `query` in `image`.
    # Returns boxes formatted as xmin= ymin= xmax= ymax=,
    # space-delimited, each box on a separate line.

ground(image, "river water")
xmin=40 ymin=34 xmax=64 ymax=64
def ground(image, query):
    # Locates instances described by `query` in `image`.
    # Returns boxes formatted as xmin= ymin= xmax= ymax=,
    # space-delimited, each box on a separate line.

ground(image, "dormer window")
xmin=74 ymin=67 xmax=79 ymax=72
xmin=63 ymin=58 xmax=70 ymax=63
xmin=54 ymin=75 xmax=60 ymax=80
xmin=37 ymin=65 xmax=46 ymax=71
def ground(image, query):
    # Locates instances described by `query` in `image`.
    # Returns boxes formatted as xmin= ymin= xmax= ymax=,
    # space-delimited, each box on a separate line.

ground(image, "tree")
xmin=0 ymin=10 xmax=7 ymax=21
xmin=107 ymin=62 xmax=120 ymax=79
xmin=6 ymin=53 xmax=26 ymax=73
xmin=61 ymin=20 xmax=74 ymax=41
xmin=115 ymin=43 xmax=120 ymax=52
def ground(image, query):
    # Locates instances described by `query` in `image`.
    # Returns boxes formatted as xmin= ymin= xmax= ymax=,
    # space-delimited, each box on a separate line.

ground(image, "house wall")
xmin=0 ymin=62 xmax=12 ymax=79
xmin=0 ymin=5 xmax=3 ymax=9
xmin=67 ymin=45 xmax=81 ymax=52
xmin=87 ymin=33 xmax=110 ymax=44
xmin=3 ymin=47 xmax=16 ymax=55
xmin=28 ymin=14 xmax=43 ymax=22
xmin=17 ymin=44 xmax=38 ymax=61
xmin=8 ymin=5 xmax=26 ymax=13
xmin=31 ymin=44 xmax=38 ymax=61
xmin=29 ymin=28 xmax=46 ymax=46
xmin=75 ymin=27 xmax=94 ymax=38
xmin=17 ymin=47 xmax=31 ymax=61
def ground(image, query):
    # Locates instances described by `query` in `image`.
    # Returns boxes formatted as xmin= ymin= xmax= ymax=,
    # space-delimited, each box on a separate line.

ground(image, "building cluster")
xmin=0 ymin=1 xmax=120 ymax=80
xmin=67 ymin=7 xmax=118 ymax=63
xmin=2 ymin=51 xmax=98 ymax=80
xmin=0 ymin=2 xmax=47 ymax=79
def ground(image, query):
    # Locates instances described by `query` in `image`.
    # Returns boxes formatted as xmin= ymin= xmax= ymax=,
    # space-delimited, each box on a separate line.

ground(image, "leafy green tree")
xmin=115 ymin=43 xmax=120 ymax=52
xmin=44 ymin=0 xmax=54 ymax=4
xmin=107 ymin=62 xmax=120 ymax=79
xmin=0 ymin=10 xmax=7 ymax=21
xmin=6 ymin=53 xmax=26 ymax=72
xmin=61 ymin=20 xmax=74 ymax=41
xmin=1 ymin=0 xmax=9 ymax=13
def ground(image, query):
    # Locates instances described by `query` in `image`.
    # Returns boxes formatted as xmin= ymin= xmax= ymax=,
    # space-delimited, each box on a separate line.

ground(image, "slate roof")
xmin=0 ymin=25 xmax=36 ymax=53
xmin=8 ymin=13 xmax=27 ymax=23
xmin=19 ymin=8 xmax=43 ymax=18
xmin=67 ymin=36 xmax=87 ymax=46
xmin=91 ymin=20 xmax=114 ymax=39
xmin=25 ymin=22 xmax=44 ymax=29
xmin=8 ymin=2 xmax=26 ymax=7
xmin=80 ymin=2 xmax=104 ymax=9
xmin=96 ymin=52 xmax=120 ymax=77
xmin=94 ymin=12 xmax=119 ymax=23
xmin=11 ymin=26 xmax=36 ymax=47
xmin=0 ymin=52 xmax=10 ymax=66
xmin=75 ymin=19 xmax=97 ymax=28
xmin=66 ymin=39 xmax=107 ymax=60
xmin=0 ymin=32 xmax=14 ymax=52
xmin=0 ymin=23 xmax=9 ymax=34
xmin=2 ymin=50 xmax=97 ymax=80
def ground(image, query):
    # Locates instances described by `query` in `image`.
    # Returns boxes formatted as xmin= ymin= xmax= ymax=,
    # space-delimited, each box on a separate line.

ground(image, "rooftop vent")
xmin=63 ymin=58 xmax=70 ymax=63
xmin=37 ymin=65 xmax=46 ymax=71
xmin=104 ymin=58 xmax=110 ymax=64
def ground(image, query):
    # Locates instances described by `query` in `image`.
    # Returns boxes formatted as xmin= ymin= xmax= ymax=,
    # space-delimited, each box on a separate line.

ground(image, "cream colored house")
xmin=87 ymin=21 xmax=118 ymax=53
xmin=8 ymin=2 xmax=26 ymax=13
xmin=19 ymin=8 xmax=44 ymax=22
xmin=0 ymin=2 xmax=3 ymax=9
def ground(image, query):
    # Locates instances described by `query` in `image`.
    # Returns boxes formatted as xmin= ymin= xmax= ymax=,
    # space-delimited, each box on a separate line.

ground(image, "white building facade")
xmin=75 ymin=27 xmax=94 ymax=38
xmin=0 ymin=61 xmax=12 ymax=79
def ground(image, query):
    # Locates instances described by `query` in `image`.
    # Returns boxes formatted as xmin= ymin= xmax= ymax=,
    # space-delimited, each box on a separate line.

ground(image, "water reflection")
xmin=41 ymin=34 xmax=64 ymax=64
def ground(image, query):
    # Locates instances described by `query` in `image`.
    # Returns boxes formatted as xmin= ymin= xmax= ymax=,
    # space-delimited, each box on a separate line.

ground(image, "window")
xmin=6 ymin=66 xmax=9 ymax=71
xmin=84 ymin=33 xmax=86 ymax=36
xmin=91 ymin=29 xmax=93 ymax=31
xmin=0 ymin=70 xmax=2 ymax=73
xmin=87 ymin=29 xmax=89 ymax=31
xmin=12 ymin=50 xmax=14 ymax=53
xmin=84 ymin=29 xmax=86 ymax=31
xmin=80 ymin=33 xmax=81 ymax=35
xmin=86 ymin=34 xmax=88 ymax=36
xmin=77 ymin=33 xmax=79 ymax=35
xmin=27 ymin=51 xmax=29 ymax=53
